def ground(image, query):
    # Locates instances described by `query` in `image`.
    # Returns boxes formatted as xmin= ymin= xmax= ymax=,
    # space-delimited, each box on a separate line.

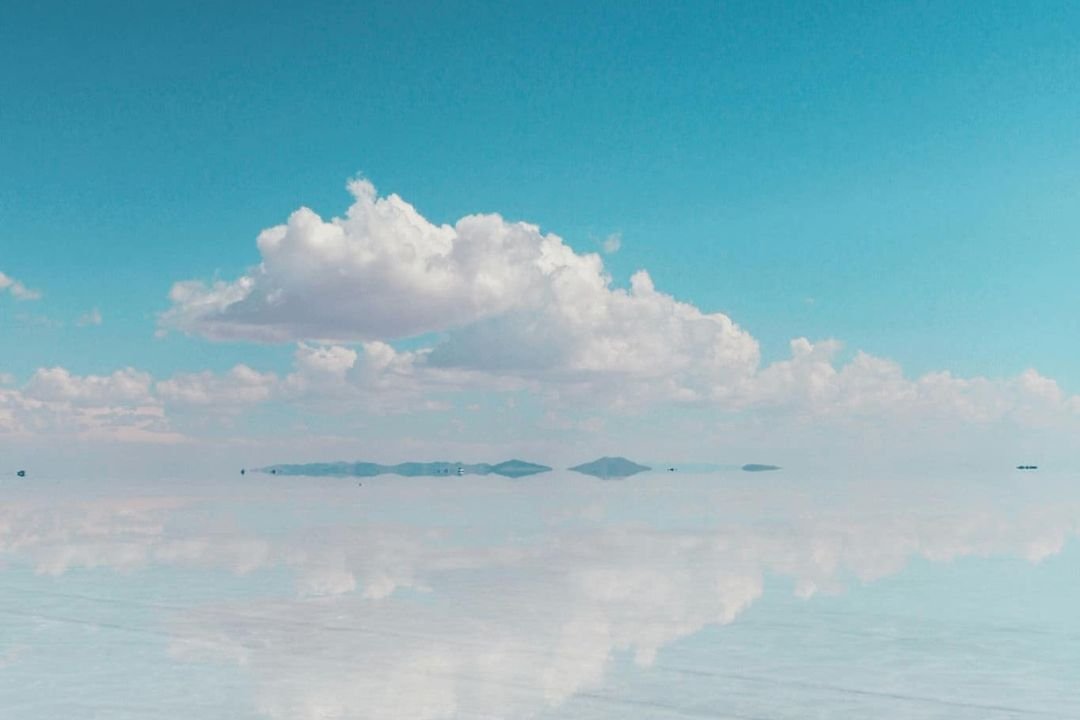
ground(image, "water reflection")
xmin=1 ymin=471 xmax=1078 ymax=718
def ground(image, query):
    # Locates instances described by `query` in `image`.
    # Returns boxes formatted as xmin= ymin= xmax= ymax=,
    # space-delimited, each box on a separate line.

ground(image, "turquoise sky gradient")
xmin=4 ymin=1 xmax=1080 ymax=380
xmin=2 ymin=2 xmax=1080 ymax=472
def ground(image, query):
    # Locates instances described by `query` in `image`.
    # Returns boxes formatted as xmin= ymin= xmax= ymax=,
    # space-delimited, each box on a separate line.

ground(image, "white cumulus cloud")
xmin=735 ymin=337 xmax=1080 ymax=426
xmin=156 ymin=365 xmax=278 ymax=407
xmin=163 ymin=179 xmax=568 ymax=342
xmin=24 ymin=367 xmax=154 ymax=406
xmin=162 ymin=179 xmax=761 ymax=404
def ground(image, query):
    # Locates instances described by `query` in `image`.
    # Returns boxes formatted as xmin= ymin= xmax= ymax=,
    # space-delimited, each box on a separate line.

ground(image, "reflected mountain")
xmin=259 ymin=459 xmax=551 ymax=478
xmin=569 ymin=456 xmax=651 ymax=478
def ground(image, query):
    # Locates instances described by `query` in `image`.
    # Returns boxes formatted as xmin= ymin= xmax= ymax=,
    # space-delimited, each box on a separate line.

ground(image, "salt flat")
xmin=1 ymin=469 xmax=1077 ymax=719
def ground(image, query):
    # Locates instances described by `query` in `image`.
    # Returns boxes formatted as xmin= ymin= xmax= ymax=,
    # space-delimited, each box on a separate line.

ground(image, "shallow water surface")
xmin=1 ymin=469 xmax=1078 ymax=718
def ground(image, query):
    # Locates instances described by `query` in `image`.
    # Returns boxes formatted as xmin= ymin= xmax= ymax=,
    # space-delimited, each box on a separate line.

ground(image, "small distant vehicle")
xmin=1016 ymin=465 xmax=1039 ymax=471
xmin=456 ymin=467 xmax=465 ymax=476
xmin=16 ymin=470 xmax=26 ymax=477
xmin=240 ymin=468 xmax=246 ymax=475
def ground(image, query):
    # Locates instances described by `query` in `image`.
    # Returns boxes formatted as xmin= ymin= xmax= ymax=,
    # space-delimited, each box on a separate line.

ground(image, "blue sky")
xmin=2 ymin=1 xmax=1080 ymax=467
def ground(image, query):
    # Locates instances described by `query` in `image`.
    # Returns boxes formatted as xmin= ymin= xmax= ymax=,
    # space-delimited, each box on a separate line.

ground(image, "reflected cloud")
xmin=1 ymin=473 xmax=1078 ymax=719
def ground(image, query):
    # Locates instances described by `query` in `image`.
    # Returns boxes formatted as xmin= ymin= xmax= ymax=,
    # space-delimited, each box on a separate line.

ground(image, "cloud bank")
xmin=152 ymin=179 xmax=1080 ymax=428
xmin=0 ymin=367 xmax=182 ymax=444
xmin=3 ymin=180 xmax=1077 ymax=458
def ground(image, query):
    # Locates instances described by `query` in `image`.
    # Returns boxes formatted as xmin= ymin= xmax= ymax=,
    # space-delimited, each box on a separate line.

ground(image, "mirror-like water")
xmin=2 ymin=470 xmax=1077 ymax=719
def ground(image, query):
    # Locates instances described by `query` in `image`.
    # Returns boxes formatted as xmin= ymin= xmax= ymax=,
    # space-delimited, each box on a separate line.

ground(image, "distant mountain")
xmin=569 ymin=456 xmax=651 ymax=478
xmin=258 ymin=459 xmax=551 ymax=478
xmin=741 ymin=464 xmax=781 ymax=472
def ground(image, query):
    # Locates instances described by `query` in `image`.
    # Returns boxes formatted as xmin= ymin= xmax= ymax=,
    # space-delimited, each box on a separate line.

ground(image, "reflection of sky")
xmin=1 ymin=471 xmax=1078 ymax=719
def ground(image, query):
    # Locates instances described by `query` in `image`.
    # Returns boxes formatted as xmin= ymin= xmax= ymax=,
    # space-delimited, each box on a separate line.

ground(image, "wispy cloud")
xmin=0 ymin=271 xmax=41 ymax=301
xmin=601 ymin=231 xmax=621 ymax=254
xmin=77 ymin=308 xmax=103 ymax=326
